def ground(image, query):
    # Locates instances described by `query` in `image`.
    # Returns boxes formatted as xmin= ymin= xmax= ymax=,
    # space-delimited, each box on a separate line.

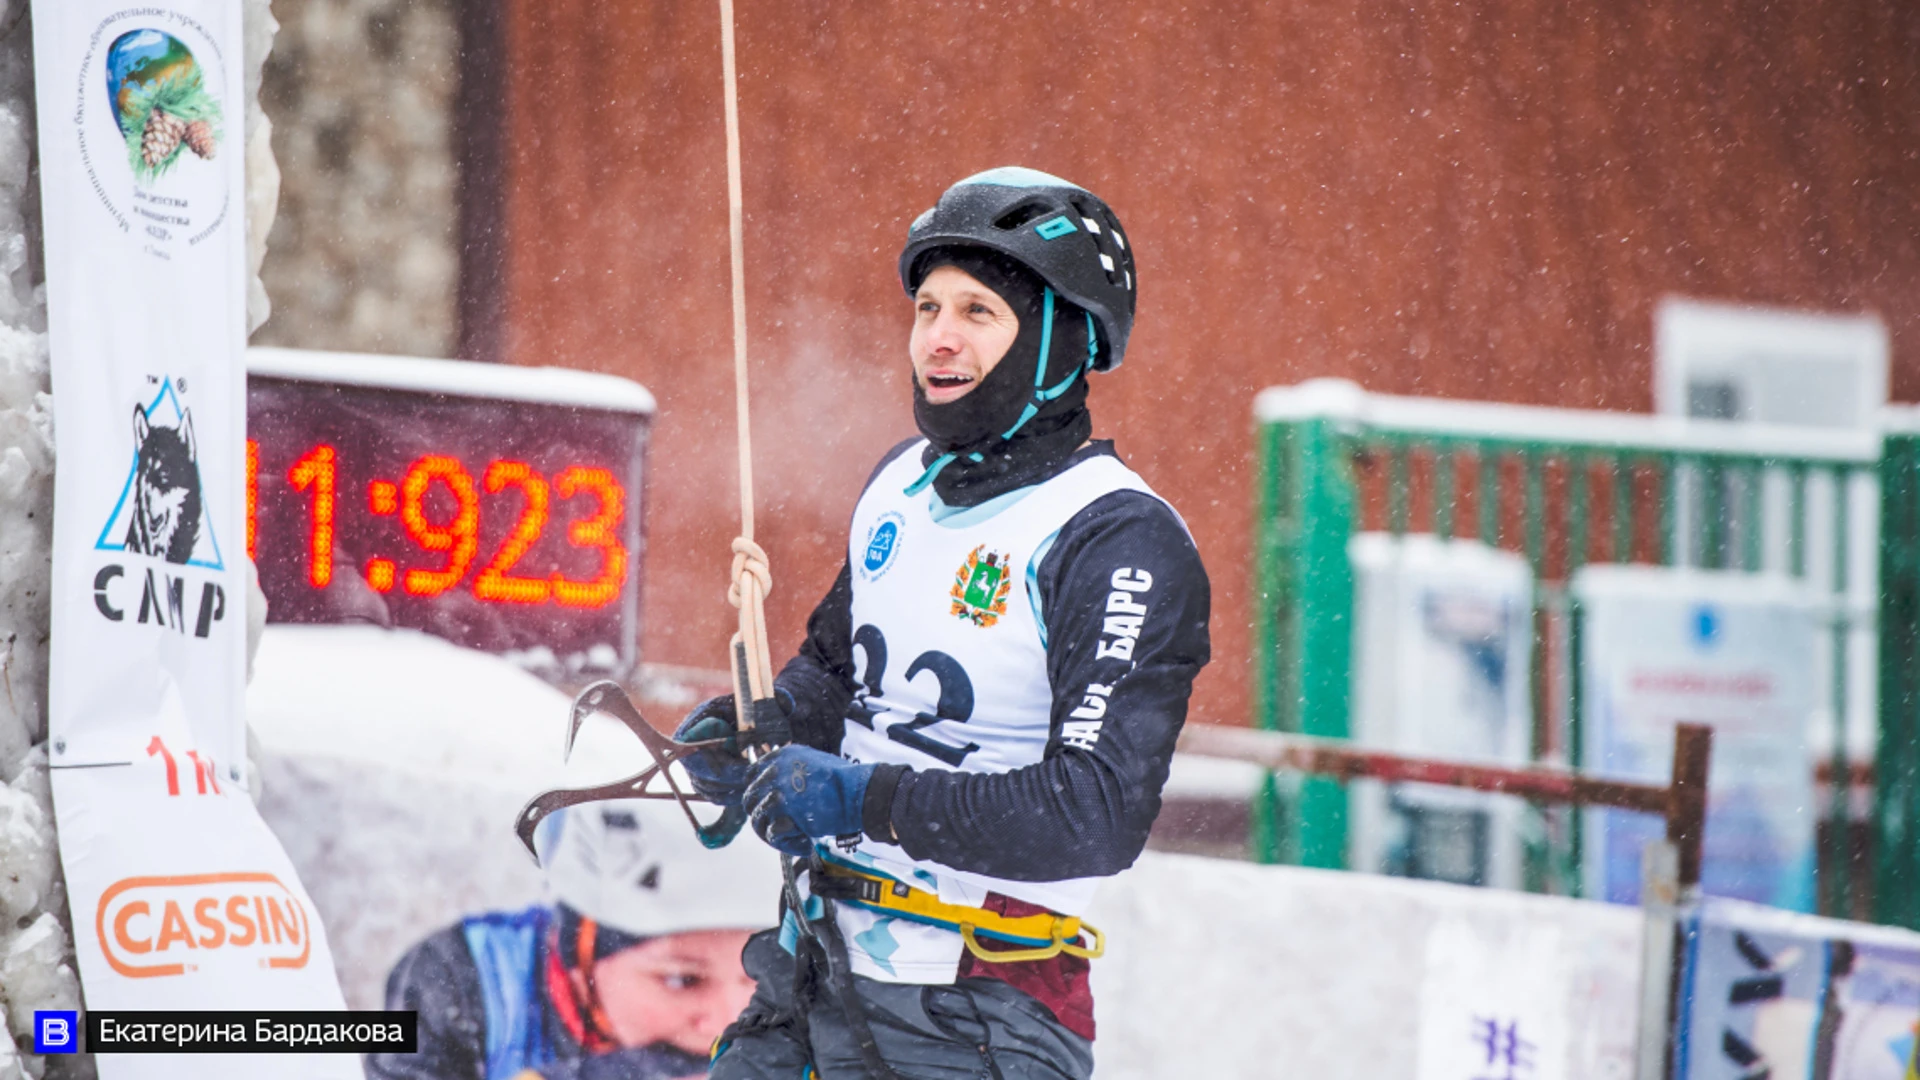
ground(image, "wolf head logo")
xmin=123 ymin=403 xmax=203 ymax=564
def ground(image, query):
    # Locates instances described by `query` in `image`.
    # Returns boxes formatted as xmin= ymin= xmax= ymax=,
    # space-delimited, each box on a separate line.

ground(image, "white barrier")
xmin=1087 ymin=854 xmax=1644 ymax=1079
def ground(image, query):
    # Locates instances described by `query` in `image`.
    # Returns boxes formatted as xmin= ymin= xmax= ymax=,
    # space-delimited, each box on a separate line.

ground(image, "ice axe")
xmin=514 ymin=679 xmax=769 ymax=858
xmin=514 ymin=539 xmax=783 ymax=859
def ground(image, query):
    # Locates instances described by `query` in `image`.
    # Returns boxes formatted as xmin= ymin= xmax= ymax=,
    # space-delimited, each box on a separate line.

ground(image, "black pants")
xmin=710 ymin=929 xmax=1094 ymax=1080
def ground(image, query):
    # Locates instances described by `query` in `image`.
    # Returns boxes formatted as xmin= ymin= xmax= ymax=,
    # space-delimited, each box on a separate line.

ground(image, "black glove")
xmin=672 ymin=689 xmax=795 ymax=804
xmin=672 ymin=695 xmax=753 ymax=808
xmin=743 ymin=745 xmax=876 ymax=858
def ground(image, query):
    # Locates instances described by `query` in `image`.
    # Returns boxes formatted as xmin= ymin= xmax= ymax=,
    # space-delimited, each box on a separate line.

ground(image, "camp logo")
xmin=950 ymin=545 xmax=1012 ymax=628
xmin=860 ymin=512 xmax=905 ymax=580
xmin=96 ymin=872 xmax=313 ymax=978
xmin=98 ymin=377 xmax=224 ymax=569
xmin=71 ymin=13 xmax=231 ymax=258
xmin=88 ymin=377 xmax=232 ymax=641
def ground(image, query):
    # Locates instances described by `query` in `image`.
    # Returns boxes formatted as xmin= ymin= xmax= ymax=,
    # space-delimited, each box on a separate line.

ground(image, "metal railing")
xmin=1251 ymin=379 xmax=1881 ymax=914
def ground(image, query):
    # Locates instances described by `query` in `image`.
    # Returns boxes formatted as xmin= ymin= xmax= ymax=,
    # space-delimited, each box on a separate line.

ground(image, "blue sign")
xmin=1677 ymin=900 xmax=1920 ymax=1079
xmin=35 ymin=1010 xmax=77 ymax=1054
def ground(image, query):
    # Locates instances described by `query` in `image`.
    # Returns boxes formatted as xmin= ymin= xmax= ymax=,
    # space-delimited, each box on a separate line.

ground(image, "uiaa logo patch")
xmin=950 ymin=545 xmax=1011 ymax=628
xmin=860 ymin=511 xmax=905 ymax=580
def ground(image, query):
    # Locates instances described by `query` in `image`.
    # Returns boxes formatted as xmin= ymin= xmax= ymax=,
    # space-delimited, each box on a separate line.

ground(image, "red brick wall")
xmin=501 ymin=0 xmax=1920 ymax=725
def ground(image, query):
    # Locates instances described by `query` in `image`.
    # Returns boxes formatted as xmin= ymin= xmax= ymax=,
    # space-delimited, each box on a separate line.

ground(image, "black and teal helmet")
xmin=899 ymin=167 xmax=1137 ymax=371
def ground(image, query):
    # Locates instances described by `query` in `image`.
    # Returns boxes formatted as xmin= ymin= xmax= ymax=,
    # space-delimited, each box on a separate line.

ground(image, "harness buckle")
xmin=815 ymin=861 xmax=1106 ymax=965
xmin=959 ymin=917 xmax=1105 ymax=964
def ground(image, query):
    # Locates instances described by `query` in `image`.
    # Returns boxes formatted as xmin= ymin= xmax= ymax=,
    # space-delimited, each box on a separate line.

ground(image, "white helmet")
xmin=536 ymin=798 xmax=782 ymax=938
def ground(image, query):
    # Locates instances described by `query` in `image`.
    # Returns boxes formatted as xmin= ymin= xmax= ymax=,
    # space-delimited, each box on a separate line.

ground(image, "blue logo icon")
xmin=35 ymin=1010 xmax=77 ymax=1054
xmin=864 ymin=515 xmax=906 ymax=580
xmin=864 ymin=521 xmax=899 ymax=573
xmin=1693 ymin=604 xmax=1721 ymax=647
xmin=1035 ymin=215 xmax=1078 ymax=240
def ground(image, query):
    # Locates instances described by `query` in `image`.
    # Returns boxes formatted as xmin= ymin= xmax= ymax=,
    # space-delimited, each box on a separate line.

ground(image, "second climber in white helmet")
xmin=367 ymin=798 xmax=783 ymax=1080
xmin=675 ymin=167 xmax=1212 ymax=1079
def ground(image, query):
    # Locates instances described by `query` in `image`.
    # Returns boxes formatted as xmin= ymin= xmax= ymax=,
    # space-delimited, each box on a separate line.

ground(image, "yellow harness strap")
xmin=812 ymin=862 xmax=1104 ymax=964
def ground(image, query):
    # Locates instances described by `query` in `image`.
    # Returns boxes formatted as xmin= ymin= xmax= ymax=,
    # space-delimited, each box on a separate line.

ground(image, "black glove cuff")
xmin=861 ymin=764 xmax=911 ymax=844
xmin=685 ymin=694 xmax=738 ymax=728
xmin=748 ymin=689 xmax=795 ymax=748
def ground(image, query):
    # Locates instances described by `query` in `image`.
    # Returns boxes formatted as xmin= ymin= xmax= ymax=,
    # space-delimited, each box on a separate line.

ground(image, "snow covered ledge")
xmin=0 ymin=2 xmax=279 ymax=1075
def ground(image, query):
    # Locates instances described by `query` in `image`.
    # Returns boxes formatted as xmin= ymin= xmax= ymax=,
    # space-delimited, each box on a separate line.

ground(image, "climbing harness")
xmin=715 ymin=857 xmax=905 ymax=1080
xmin=783 ymin=858 xmax=903 ymax=1080
xmin=810 ymin=859 xmax=1104 ymax=964
xmin=717 ymin=855 xmax=1099 ymax=1077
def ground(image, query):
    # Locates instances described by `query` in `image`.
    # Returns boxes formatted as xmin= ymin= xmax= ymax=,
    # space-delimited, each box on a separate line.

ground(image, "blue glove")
xmin=672 ymin=696 xmax=751 ymax=808
xmin=743 ymin=745 xmax=874 ymax=858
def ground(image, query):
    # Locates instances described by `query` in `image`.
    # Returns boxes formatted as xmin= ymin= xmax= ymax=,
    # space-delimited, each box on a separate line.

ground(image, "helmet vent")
xmin=991 ymin=200 xmax=1053 ymax=231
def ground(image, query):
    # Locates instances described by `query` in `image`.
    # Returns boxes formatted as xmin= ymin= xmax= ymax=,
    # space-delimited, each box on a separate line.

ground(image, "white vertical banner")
xmin=1348 ymin=534 xmax=1534 ymax=889
xmin=33 ymin=2 xmax=354 ymax=1074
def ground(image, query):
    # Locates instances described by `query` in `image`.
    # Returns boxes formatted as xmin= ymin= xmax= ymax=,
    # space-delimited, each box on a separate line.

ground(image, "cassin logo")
xmin=90 ymin=377 xmax=230 ymax=639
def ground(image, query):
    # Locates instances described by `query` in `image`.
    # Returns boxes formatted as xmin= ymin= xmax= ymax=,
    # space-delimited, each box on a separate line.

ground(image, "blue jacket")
xmin=365 ymin=906 xmax=706 ymax=1080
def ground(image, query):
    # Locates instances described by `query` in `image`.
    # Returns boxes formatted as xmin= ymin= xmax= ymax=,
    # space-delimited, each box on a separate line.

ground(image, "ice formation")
xmin=0 ymin=0 xmax=70 ymax=1072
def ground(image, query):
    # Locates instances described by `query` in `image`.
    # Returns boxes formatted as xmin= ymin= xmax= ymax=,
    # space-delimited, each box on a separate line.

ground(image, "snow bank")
xmin=246 ymin=625 xmax=655 ymax=1009
xmin=0 ymin=2 xmax=279 ymax=1073
xmin=1086 ymin=854 xmax=1644 ymax=1079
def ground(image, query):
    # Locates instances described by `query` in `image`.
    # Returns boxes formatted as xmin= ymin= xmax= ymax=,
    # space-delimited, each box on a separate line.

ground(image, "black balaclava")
xmin=908 ymin=246 xmax=1096 ymax=507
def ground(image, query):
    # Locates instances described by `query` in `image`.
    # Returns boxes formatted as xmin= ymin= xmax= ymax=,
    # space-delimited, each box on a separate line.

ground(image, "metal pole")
xmin=1666 ymin=723 xmax=1712 ymax=893
xmin=1660 ymin=723 xmax=1712 ymax=1080
xmin=1635 ymin=839 xmax=1679 ymax=1080
xmin=1177 ymin=725 xmax=1673 ymax=814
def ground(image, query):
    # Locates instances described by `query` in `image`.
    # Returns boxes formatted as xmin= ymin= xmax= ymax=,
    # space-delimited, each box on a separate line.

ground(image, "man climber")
xmin=679 ymin=167 xmax=1211 ymax=1079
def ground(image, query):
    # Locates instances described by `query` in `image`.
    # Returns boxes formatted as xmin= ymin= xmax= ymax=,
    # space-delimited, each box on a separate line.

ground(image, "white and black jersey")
xmin=775 ymin=438 xmax=1211 ymax=983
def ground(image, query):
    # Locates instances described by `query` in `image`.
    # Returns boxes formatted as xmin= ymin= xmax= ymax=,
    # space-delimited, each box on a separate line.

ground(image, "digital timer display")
xmin=246 ymin=348 xmax=653 ymax=675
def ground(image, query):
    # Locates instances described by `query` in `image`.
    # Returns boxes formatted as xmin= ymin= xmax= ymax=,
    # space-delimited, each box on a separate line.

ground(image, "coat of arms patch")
xmin=950 ymin=545 xmax=1013 ymax=627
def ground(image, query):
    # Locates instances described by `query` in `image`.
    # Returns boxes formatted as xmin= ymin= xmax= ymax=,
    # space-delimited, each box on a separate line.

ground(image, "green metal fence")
xmin=1877 ymin=414 xmax=1920 ymax=928
xmin=1251 ymin=379 xmax=1885 ymax=917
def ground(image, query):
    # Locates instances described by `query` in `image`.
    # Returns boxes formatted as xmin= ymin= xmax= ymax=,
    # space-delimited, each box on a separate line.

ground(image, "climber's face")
xmin=910 ymin=265 xmax=1020 ymax=405
xmin=590 ymin=928 xmax=757 ymax=1056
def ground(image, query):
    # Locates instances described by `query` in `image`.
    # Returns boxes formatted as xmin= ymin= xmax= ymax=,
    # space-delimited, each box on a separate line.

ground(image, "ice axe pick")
xmin=514 ymin=680 xmax=749 ymax=858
